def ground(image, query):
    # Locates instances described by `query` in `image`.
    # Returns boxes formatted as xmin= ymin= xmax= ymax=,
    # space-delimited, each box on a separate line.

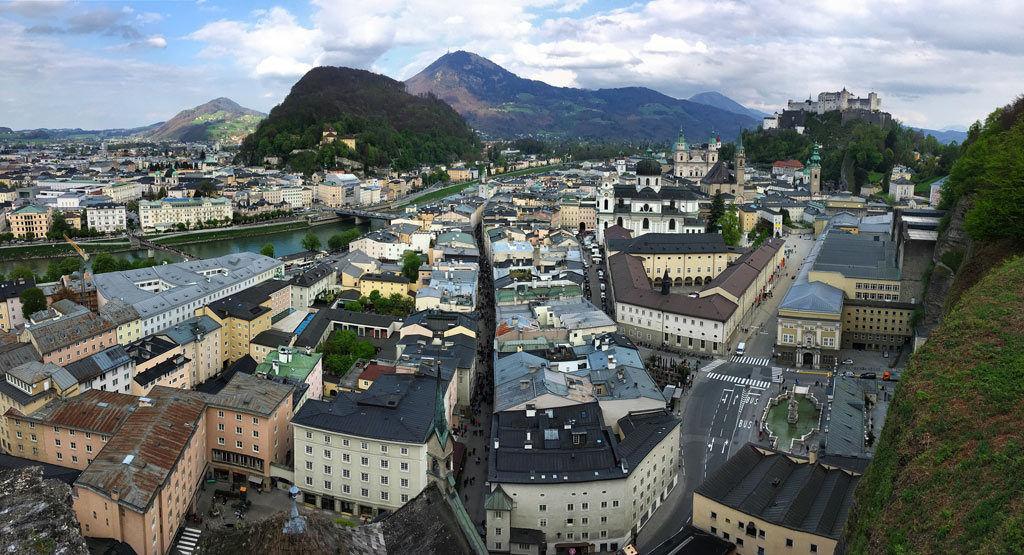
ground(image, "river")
xmin=0 ymin=220 xmax=369 ymax=277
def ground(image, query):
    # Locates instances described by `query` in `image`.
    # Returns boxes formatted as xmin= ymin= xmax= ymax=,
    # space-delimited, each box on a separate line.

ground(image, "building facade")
xmin=138 ymin=197 xmax=232 ymax=231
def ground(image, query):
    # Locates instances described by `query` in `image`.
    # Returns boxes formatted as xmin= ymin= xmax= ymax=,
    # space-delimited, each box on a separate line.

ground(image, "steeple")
xmin=736 ymin=132 xmax=743 ymax=151
xmin=432 ymin=359 xmax=450 ymax=449
xmin=808 ymin=142 xmax=822 ymax=167
xmin=661 ymin=269 xmax=671 ymax=295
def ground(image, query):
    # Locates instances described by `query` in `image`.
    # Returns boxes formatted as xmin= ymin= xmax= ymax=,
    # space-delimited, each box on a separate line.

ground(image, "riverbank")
xmin=0 ymin=240 xmax=136 ymax=261
xmin=148 ymin=219 xmax=315 ymax=246
xmin=391 ymin=163 xmax=564 ymax=210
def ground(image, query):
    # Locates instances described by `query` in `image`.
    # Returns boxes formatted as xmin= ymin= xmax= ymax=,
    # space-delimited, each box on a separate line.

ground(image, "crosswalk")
xmin=177 ymin=527 xmax=201 ymax=554
xmin=731 ymin=355 xmax=772 ymax=366
xmin=701 ymin=359 xmax=727 ymax=373
xmin=772 ymin=367 xmax=784 ymax=383
xmin=706 ymin=372 xmax=770 ymax=389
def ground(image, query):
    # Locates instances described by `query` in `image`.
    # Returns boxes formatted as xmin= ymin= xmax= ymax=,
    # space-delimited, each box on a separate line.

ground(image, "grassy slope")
xmin=843 ymin=255 xmax=1024 ymax=554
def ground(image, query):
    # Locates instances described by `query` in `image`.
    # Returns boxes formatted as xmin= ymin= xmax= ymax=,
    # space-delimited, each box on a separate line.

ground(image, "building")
xmin=888 ymin=176 xmax=915 ymax=202
xmin=21 ymin=300 xmax=117 ymax=366
xmin=289 ymin=371 xmax=455 ymax=519
xmin=484 ymin=403 xmax=680 ymax=554
xmin=138 ymin=197 xmax=232 ymax=231
xmin=289 ymin=263 xmax=335 ymax=310
xmin=693 ymin=443 xmax=861 ymax=555
xmin=254 ymin=346 xmax=324 ymax=404
xmin=93 ymin=253 xmax=283 ymax=336
xmin=86 ymin=203 xmax=127 ymax=233
xmin=197 ymin=280 xmax=290 ymax=364
xmin=72 ymin=387 xmax=208 ymax=555
xmin=127 ymin=335 xmax=192 ymax=396
xmin=596 ymin=158 xmax=705 ymax=243
xmin=672 ymin=130 xmax=720 ymax=180
xmin=359 ymin=272 xmax=410 ymax=298
xmin=9 ymin=204 xmax=52 ymax=239
xmin=319 ymin=173 xmax=360 ymax=208
xmin=99 ymin=300 xmax=142 ymax=346
xmin=786 ymin=88 xmax=881 ymax=114
xmin=206 ymin=372 xmax=294 ymax=489
xmin=0 ymin=361 xmax=79 ymax=449
xmin=2 ymin=389 xmax=137 ymax=469
xmin=0 ymin=278 xmax=36 ymax=331
xmin=63 ymin=345 xmax=134 ymax=394
xmin=606 ymin=233 xmax=736 ymax=287
xmin=159 ymin=315 xmax=224 ymax=385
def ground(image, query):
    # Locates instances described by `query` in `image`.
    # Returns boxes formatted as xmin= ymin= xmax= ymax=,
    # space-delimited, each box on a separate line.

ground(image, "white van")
xmin=735 ymin=342 xmax=746 ymax=356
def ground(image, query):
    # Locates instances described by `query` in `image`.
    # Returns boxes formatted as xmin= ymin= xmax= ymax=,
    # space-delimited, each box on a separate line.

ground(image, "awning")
xmin=248 ymin=475 xmax=263 ymax=484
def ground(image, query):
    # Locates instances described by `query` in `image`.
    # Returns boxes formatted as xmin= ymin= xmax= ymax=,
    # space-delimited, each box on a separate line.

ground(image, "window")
xmin=305 ymin=446 xmax=313 ymax=455
xmin=601 ymin=516 xmax=607 ymax=524
xmin=306 ymin=461 xmax=313 ymax=471
xmin=710 ymin=526 xmax=717 ymax=534
xmin=361 ymin=488 xmax=369 ymax=498
xmin=253 ymin=417 xmax=259 ymax=425
xmin=236 ymin=440 xmax=243 ymax=449
xmin=342 ymin=453 xmax=350 ymax=463
xmin=218 ymin=423 xmax=225 ymax=432
xmin=380 ymin=445 xmax=388 ymax=453
xmin=324 ymin=449 xmax=332 ymax=459
xmin=305 ymin=476 xmax=313 ymax=486
xmin=710 ymin=511 xmax=717 ymax=520
xmin=361 ymin=441 xmax=368 ymax=450
xmin=400 ymin=462 xmax=409 ymax=472
xmin=343 ymin=469 xmax=350 ymax=478
xmin=361 ymin=457 xmax=369 ymax=466
xmin=810 ymin=545 xmax=818 ymax=553
xmin=218 ymin=410 xmax=224 ymax=418
xmin=218 ymin=438 xmax=225 ymax=445
xmin=566 ymin=503 xmax=574 ymax=511
xmin=400 ymin=494 xmax=409 ymax=503
xmin=380 ymin=460 xmax=389 ymax=470
xmin=539 ymin=519 xmax=547 ymax=527
xmin=759 ymin=530 xmax=766 ymax=539
xmin=566 ymin=518 xmax=574 ymax=526
xmin=601 ymin=501 xmax=608 ymax=509
xmin=495 ymin=528 xmax=502 ymax=536
xmin=236 ymin=426 xmax=243 ymax=435
xmin=786 ymin=539 xmax=794 ymax=547
xmin=581 ymin=502 xmax=589 ymax=510
xmin=539 ymin=504 xmax=547 ymax=512
xmin=361 ymin=473 xmax=369 ymax=482
xmin=324 ymin=481 xmax=331 ymax=490
xmin=400 ymin=478 xmax=409 ymax=488
xmin=252 ymin=430 xmax=259 ymax=438
xmin=324 ymin=465 xmax=332 ymax=474
xmin=236 ymin=414 xmax=242 ymax=421
xmin=757 ymin=548 xmax=765 ymax=555
xmin=380 ymin=476 xmax=389 ymax=486
xmin=400 ymin=447 xmax=408 ymax=455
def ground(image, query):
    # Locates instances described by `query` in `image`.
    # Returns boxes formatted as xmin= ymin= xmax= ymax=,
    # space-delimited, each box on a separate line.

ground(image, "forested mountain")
xmin=404 ymin=51 xmax=755 ymax=142
xmin=236 ymin=66 xmax=480 ymax=173
xmin=140 ymin=97 xmax=264 ymax=142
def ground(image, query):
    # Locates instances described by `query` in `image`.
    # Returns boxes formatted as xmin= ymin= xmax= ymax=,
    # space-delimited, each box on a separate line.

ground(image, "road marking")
xmin=721 ymin=442 xmax=727 ymax=453
xmin=702 ymin=359 xmax=727 ymax=373
xmin=797 ymin=370 xmax=832 ymax=376
xmin=706 ymin=372 xmax=771 ymax=389
xmin=731 ymin=355 xmax=772 ymax=366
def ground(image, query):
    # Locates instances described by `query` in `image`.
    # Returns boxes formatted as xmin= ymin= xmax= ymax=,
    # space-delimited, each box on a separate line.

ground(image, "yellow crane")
xmin=63 ymin=234 xmax=91 ymax=279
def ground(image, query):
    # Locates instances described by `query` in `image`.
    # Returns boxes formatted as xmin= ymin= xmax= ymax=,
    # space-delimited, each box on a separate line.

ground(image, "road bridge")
xmin=334 ymin=209 xmax=397 ymax=228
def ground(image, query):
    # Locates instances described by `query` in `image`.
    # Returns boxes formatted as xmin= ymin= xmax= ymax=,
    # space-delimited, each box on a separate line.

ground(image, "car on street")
xmin=883 ymin=350 xmax=890 ymax=358
xmin=841 ymin=371 xmax=855 ymax=377
xmin=841 ymin=358 xmax=854 ymax=365
xmin=860 ymin=372 xmax=876 ymax=379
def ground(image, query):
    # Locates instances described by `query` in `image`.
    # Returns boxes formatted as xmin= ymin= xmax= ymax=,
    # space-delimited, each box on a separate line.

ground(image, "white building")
xmin=484 ymin=402 xmax=680 ymax=555
xmin=289 ymin=263 xmax=336 ymax=310
xmin=281 ymin=186 xmax=306 ymax=209
xmin=289 ymin=372 xmax=455 ymax=519
xmin=350 ymin=230 xmax=412 ymax=262
xmin=139 ymin=197 xmax=232 ymax=231
xmin=93 ymin=252 xmax=283 ymax=336
xmin=86 ymin=203 xmax=127 ymax=233
xmin=63 ymin=345 xmax=135 ymax=394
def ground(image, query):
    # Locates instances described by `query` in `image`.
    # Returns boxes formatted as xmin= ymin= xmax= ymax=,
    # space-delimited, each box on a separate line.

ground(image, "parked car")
xmin=860 ymin=372 xmax=876 ymax=379
xmin=841 ymin=358 xmax=854 ymax=365
xmin=882 ymin=350 xmax=890 ymax=358
xmin=842 ymin=371 xmax=855 ymax=377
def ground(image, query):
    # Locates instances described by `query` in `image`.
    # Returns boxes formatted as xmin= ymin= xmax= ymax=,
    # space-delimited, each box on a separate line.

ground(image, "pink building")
xmin=21 ymin=300 xmax=117 ymax=366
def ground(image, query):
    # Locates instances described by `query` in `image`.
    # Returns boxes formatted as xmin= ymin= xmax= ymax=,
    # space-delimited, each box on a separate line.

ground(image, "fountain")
xmin=762 ymin=387 xmax=823 ymax=453
xmin=787 ymin=394 xmax=799 ymax=424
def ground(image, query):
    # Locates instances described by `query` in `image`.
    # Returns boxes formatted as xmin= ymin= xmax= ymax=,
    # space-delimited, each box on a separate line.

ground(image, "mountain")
xmin=689 ymin=91 xmax=770 ymax=120
xmin=404 ymin=51 xmax=756 ymax=142
xmin=0 ymin=124 xmax=160 ymax=140
xmin=910 ymin=127 xmax=968 ymax=144
xmin=236 ymin=66 xmax=479 ymax=172
xmin=140 ymin=97 xmax=264 ymax=142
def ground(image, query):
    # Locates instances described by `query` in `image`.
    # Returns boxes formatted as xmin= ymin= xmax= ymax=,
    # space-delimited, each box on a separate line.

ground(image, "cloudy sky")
xmin=2 ymin=0 xmax=1021 ymax=131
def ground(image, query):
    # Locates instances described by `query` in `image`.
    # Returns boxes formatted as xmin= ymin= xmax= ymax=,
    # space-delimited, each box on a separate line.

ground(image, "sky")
xmin=2 ymin=0 xmax=1022 ymax=131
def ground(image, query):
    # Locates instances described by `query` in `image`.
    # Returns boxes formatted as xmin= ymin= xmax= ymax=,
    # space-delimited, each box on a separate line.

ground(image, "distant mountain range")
xmin=137 ymin=97 xmax=265 ymax=142
xmin=404 ymin=51 xmax=756 ymax=142
xmin=0 ymin=98 xmax=264 ymax=142
xmin=688 ymin=91 xmax=770 ymax=120
xmin=910 ymin=127 xmax=968 ymax=144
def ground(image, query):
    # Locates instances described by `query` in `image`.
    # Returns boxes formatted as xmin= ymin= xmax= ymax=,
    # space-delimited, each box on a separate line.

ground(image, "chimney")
xmin=808 ymin=447 xmax=818 ymax=464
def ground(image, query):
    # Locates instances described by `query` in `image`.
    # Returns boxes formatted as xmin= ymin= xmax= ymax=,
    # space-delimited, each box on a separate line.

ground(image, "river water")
xmin=0 ymin=220 xmax=368 ymax=277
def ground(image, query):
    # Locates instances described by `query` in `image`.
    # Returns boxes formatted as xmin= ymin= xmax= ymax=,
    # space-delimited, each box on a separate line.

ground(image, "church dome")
xmin=635 ymin=158 xmax=662 ymax=176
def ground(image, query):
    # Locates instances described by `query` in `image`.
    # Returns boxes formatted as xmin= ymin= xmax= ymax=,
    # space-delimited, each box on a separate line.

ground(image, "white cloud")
xmin=144 ymin=36 xmax=166 ymax=48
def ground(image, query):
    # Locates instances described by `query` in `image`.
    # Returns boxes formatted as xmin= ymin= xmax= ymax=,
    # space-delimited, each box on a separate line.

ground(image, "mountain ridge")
xmin=404 ymin=50 xmax=756 ymax=142
xmin=688 ymin=91 xmax=770 ymax=120
xmin=139 ymin=97 xmax=265 ymax=142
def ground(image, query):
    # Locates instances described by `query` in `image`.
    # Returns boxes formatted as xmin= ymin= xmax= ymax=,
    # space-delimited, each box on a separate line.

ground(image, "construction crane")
xmin=63 ymin=234 xmax=92 ymax=279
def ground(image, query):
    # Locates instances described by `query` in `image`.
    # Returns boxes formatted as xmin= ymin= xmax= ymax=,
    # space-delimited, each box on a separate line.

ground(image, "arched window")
xmin=668 ymin=219 xmax=676 ymax=231
xmin=603 ymin=199 xmax=609 ymax=210
xmin=617 ymin=217 xmax=623 ymax=227
xmin=642 ymin=218 xmax=650 ymax=230
xmin=646 ymin=178 xmax=651 ymax=186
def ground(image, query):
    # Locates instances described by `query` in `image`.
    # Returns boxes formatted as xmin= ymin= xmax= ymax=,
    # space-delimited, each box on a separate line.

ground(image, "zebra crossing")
xmin=706 ymin=372 xmax=770 ymax=389
xmin=177 ymin=527 xmax=201 ymax=554
xmin=772 ymin=367 xmax=784 ymax=383
xmin=731 ymin=355 xmax=772 ymax=366
xmin=701 ymin=359 xmax=727 ymax=373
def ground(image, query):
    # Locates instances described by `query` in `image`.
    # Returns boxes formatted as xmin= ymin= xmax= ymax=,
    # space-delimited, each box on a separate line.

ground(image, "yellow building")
xmin=0 ymin=360 xmax=80 ymax=457
xmin=358 ymin=272 xmax=411 ymax=298
xmin=198 ymin=297 xmax=274 ymax=363
xmin=99 ymin=300 xmax=142 ymax=346
xmin=606 ymin=232 xmax=738 ymax=287
xmin=9 ymin=204 xmax=52 ymax=239
xmin=693 ymin=444 xmax=861 ymax=555
xmin=737 ymin=204 xmax=759 ymax=234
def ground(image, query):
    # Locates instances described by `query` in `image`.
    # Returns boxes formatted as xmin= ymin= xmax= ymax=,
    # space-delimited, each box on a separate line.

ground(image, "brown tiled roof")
xmin=358 ymin=363 xmax=396 ymax=383
xmin=25 ymin=389 xmax=137 ymax=435
xmin=74 ymin=387 xmax=206 ymax=513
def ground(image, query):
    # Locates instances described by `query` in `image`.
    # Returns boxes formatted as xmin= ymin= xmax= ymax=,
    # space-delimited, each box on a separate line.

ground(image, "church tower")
xmin=735 ymin=133 xmax=746 ymax=187
xmin=808 ymin=142 xmax=822 ymax=195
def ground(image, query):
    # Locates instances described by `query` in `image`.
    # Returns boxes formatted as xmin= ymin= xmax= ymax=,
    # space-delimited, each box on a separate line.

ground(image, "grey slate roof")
xmin=694 ymin=443 xmax=860 ymax=540
xmin=63 ymin=345 xmax=132 ymax=383
xmin=158 ymin=315 xmax=221 ymax=346
xmin=208 ymin=372 xmax=293 ymax=417
xmin=8 ymin=361 xmax=77 ymax=391
xmin=92 ymin=252 xmax=282 ymax=320
xmin=291 ymin=373 xmax=443 ymax=444
xmin=812 ymin=231 xmax=900 ymax=281
xmin=780 ymin=228 xmax=844 ymax=315
xmin=607 ymin=232 xmax=726 ymax=255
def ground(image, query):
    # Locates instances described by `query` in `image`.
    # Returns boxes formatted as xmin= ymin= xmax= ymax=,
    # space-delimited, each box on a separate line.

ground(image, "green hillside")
xmin=236 ymin=66 xmax=480 ymax=173
xmin=843 ymin=96 xmax=1024 ymax=553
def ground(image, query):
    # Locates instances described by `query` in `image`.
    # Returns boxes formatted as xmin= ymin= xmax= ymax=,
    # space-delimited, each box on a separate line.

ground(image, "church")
xmin=596 ymin=157 xmax=705 ymax=242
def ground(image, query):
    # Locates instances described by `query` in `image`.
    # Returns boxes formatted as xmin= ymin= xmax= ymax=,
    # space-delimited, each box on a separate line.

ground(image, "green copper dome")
xmin=808 ymin=142 xmax=822 ymax=168
xmin=635 ymin=158 xmax=662 ymax=176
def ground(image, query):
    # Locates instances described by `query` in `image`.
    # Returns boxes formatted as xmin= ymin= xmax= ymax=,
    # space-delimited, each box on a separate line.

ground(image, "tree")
xmin=719 ymin=207 xmax=742 ymax=246
xmin=707 ymin=192 xmax=726 ymax=232
xmin=9 ymin=267 xmax=34 ymax=281
xmin=402 ymin=251 xmax=423 ymax=282
xmin=91 ymin=253 xmax=119 ymax=274
xmin=301 ymin=232 xmax=322 ymax=252
xmin=260 ymin=243 xmax=275 ymax=258
xmin=328 ymin=233 xmax=346 ymax=251
xmin=48 ymin=212 xmax=73 ymax=239
xmin=50 ymin=285 xmax=77 ymax=303
xmin=157 ymin=187 xmax=167 ymax=199
xmin=781 ymin=208 xmax=792 ymax=226
xmin=343 ymin=301 xmax=363 ymax=312
xmin=19 ymin=287 xmax=46 ymax=319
